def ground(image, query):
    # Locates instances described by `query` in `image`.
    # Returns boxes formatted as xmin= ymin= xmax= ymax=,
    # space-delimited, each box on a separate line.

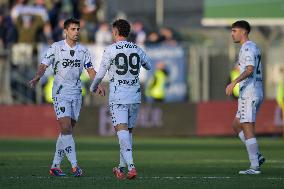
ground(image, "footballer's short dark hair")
xmin=112 ymin=19 xmax=131 ymax=37
xmin=232 ymin=20 xmax=251 ymax=34
xmin=64 ymin=18 xmax=80 ymax=29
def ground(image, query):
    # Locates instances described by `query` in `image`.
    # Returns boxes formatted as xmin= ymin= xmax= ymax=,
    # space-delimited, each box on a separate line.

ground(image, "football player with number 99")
xmin=90 ymin=19 xmax=151 ymax=180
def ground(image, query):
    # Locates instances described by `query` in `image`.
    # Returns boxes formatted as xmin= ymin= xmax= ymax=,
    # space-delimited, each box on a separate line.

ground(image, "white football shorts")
xmin=53 ymin=96 xmax=82 ymax=121
xmin=236 ymin=96 xmax=263 ymax=123
xmin=109 ymin=103 xmax=140 ymax=128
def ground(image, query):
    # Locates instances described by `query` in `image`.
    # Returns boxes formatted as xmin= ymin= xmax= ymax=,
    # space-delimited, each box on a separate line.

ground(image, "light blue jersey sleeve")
xmin=83 ymin=49 xmax=93 ymax=69
xmin=243 ymin=46 xmax=255 ymax=67
xmin=139 ymin=48 xmax=151 ymax=70
xmin=42 ymin=44 xmax=56 ymax=66
xmin=90 ymin=48 xmax=111 ymax=92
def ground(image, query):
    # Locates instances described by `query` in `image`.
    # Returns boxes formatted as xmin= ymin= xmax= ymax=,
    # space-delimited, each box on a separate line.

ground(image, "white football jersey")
xmin=238 ymin=41 xmax=263 ymax=98
xmin=91 ymin=40 xmax=151 ymax=104
xmin=42 ymin=40 xmax=93 ymax=99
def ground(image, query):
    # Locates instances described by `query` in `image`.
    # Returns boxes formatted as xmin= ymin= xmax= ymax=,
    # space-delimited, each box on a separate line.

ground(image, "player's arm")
xmin=86 ymin=68 xmax=97 ymax=80
xmin=90 ymin=63 xmax=108 ymax=93
xmin=226 ymin=48 xmax=255 ymax=96
xmin=29 ymin=44 xmax=55 ymax=88
xmin=83 ymin=49 xmax=106 ymax=96
xmin=226 ymin=65 xmax=254 ymax=96
xmin=139 ymin=48 xmax=151 ymax=70
xmin=233 ymin=65 xmax=254 ymax=84
xmin=29 ymin=64 xmax=48 ymax=88
xmin=86 ymin=68 xmax=106 ymax=96
xmin=90 ymin=49 xmax=110 ymax=93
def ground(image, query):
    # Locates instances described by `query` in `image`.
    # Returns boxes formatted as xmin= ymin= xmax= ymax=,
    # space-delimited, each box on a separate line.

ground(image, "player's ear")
xmin=241 ymin=29 xmax=246 ymax=35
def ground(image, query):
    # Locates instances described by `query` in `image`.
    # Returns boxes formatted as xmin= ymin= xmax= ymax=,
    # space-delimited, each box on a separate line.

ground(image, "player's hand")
xmin=225 ymin=82 xmax=236 ymax=96
xmin=28 ymin=77 xmax=40 ymax=88
xmin=96 ymin=84 xmax=106 ymax=96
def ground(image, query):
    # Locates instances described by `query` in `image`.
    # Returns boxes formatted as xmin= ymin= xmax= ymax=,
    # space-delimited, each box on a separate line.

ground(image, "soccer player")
xmin=226 ymin=20 xmax=265 ymax=174
xmin=90 ymin=19 xmax=151 ymax=180
xmin=29 ymin=18 xmax=105 ymax=177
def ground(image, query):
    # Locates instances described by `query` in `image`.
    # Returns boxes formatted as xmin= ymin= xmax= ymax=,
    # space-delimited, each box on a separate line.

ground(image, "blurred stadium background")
xmin=0 ymin=0 xmax=284 ymax=188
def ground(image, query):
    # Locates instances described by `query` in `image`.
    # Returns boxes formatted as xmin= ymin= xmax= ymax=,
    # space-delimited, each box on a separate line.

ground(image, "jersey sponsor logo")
xmin=62 ymin=59 xmax=81 ymax=68
xmin=118 ymin=78 xmax=138 ymax=85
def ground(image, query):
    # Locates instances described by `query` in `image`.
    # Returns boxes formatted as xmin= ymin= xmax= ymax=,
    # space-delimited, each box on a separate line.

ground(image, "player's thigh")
xmin=53 ymin=97 xmax=72 ymax=121
xmin=238 ymin=96 xmax=262 ymax=123
xmin=58 ymin=116 xmax=72 ymax=132
xmin=71 ymin=96 xmax=82 ymax=122
xmin=128 ymin=103 xmax=140 ymax=129
xmin=109 ymin=104 xmax=128 ymax=127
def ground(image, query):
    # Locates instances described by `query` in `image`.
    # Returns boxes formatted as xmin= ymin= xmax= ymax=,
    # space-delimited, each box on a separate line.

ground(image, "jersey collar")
xmin=241 ymin=40 xmax=252 ymax=48
xmin=63 ymin=40 xmax=79 ymax=51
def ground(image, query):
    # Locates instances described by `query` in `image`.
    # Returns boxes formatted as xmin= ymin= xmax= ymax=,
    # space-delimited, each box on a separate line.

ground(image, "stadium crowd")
xmin=0 ymin=0 xmax=178 ymax=48
xmin=0 ymin=0 xmax=180 ymax=104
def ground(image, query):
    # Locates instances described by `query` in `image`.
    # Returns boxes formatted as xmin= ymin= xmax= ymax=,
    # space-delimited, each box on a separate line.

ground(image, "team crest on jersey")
xmin=60 ymin=107 xmax=65 ymax=113
xmin=70 ymin=50 xmax=75 ymax=56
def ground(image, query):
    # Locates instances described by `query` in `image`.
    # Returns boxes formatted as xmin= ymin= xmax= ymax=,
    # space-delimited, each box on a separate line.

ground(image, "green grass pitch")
xmin=0 ymin=137 xmax=284 ymax=189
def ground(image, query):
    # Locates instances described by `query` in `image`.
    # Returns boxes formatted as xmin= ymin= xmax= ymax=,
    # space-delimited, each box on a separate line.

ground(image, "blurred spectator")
xmin=79 ymin=19 xmax=89 ymax=44
xmin=146 ymin=31 xmax=160 ymax=45
xmin=0 ymin=9 xmax=13 ymax=104
xmin=146 ymin=62 xmax=169 ymax=103
xmin=33 ymin=0 xmax=53 ymax=43
xmin=14 ymin=14 xmax=44 ymax=45
xmin=11 ymin=0 xmax=53 ymax=45
xmin=79 ymin=0 xmax=100 ymax=42
xmin=0 ymin=8 xmax=17 ymax=48
xmin=0 ymin=0 xmax=9 ymax=12
xmin=48 ymin=0 xmax=78 ymax=31
xmin=52 ymin=14 xmax=66 ymax=41
xmin=43 ymin=75 xmax=53 ymax=103
xmin=10 ymin=0 xmax=29 ymax=22
xmin=159 ymin=27 xmax=177 ymax=46
xmin=95 ymin=22 xmax=112 ymax=45
xmin=129 ymin=21 xmax=146 ymax=46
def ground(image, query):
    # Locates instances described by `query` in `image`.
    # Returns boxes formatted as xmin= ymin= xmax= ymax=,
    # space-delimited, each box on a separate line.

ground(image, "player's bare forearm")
xmin=29 ymin=64 xmax=47 ymax=88
xmin=35 ymin=64 xmax=47 ymax=79
xmin=87 ymin=68 xmax=97 ymax=80
xmin=233 ymin=65 xmax=254 ymax=85
xmin=226 ymin=65 xmax=253 ymax=96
